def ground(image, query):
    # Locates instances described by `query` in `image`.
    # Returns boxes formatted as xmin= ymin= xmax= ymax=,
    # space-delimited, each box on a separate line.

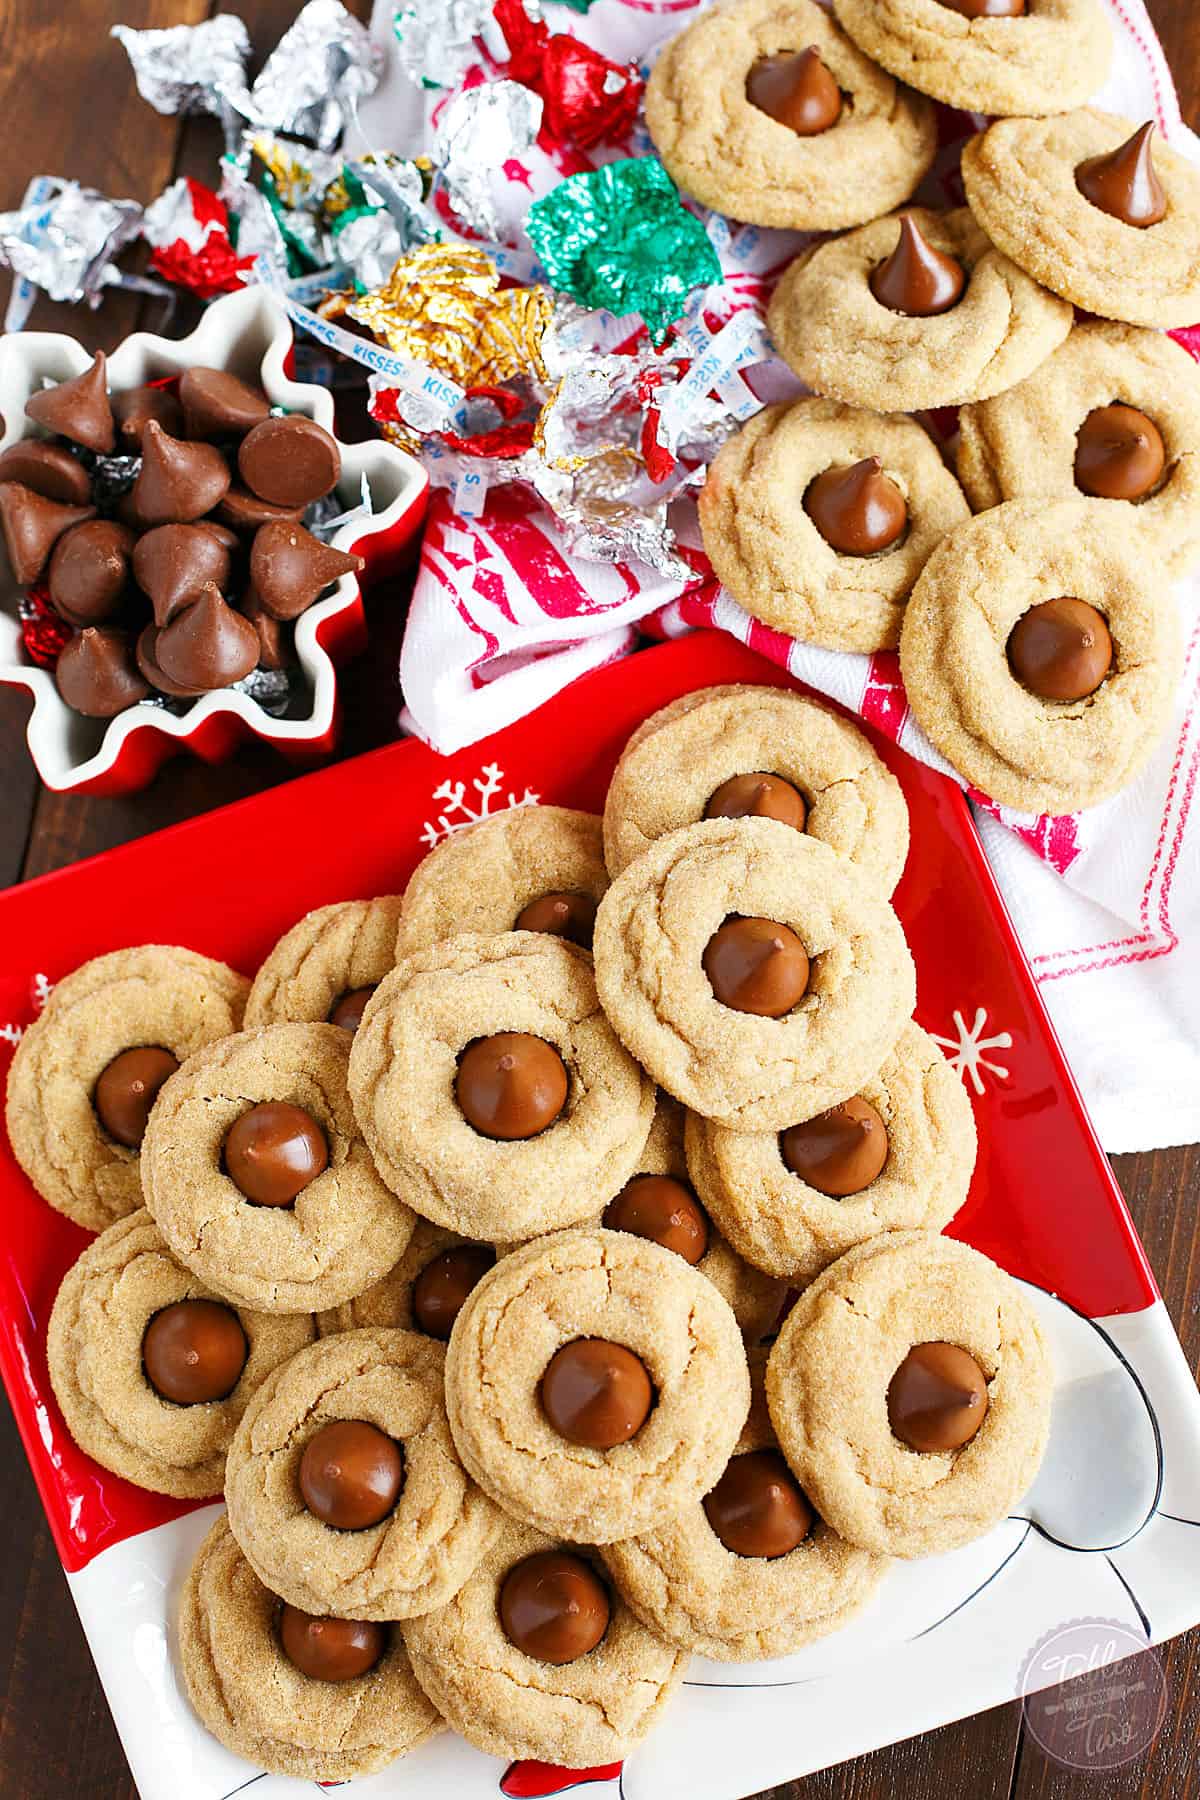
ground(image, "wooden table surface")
xmin=0 ymin=2 xmax=1197 ymax=1795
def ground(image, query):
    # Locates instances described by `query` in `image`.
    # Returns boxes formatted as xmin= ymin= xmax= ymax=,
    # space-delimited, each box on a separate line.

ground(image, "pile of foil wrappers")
xmin=0 ymin=0 xmax=780 ymax=576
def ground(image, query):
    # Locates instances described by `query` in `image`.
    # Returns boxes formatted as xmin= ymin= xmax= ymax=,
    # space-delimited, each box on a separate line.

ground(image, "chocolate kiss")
xmin=25 ymin=351 xmax=114 ymax=454
xmin=0 ymin=440 xmax=93 ymax=505
xmin=136 ymin=622 xmax=208 ymax=698
xmin=746 ymin=47 xmax=842 ymax=136
xmin=133 ymin=524 xmax=232 ymax=627
xmin=55 ymin=627 xmax=149 ymax=718
xmin=215 ymin=484 xmax=306 ymax=532
xmin=154 ymin=590 xmax=259 ymax=692
xmin=804 ymin=456 xmax=908 ymax=555
xmin=1075 ymin=121 xmax=1167 ymax=228
xmin=112 ymin=385 xmax=185 ymax=450
xmin=0 ymin=481 xmax=96 ymax=583
xmin=937 ymin=0 xmax=1024 ymax=15
xmin=870 ymin=214 xmax=966 ymax=317
xmin=250 ymin=522 xmax=365 ymax=621
xmin=132 ymin=421 xmax=232 ymax=527
xmin=178 ymin=367 xmax=270 ymax=441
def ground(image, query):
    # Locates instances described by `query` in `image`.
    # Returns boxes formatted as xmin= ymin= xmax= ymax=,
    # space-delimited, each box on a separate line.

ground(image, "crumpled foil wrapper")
xmin=527 ymin=157 xmax=722 ymax=343
xmin=88 ymin=453 xmax=141 ymax=506
xmin=340 ymin=242 xmax=553 ymax=389
xmin=250 ymin=0 xmax=382 ymax=149
xmin=433 ymin=80 xmax=542 ymax=240
xmin=112 ymin=15 xmax=253 ymax=137
xmin=0 ymin=177 xmax=142 ymax=306
xmin=392 ymin=0 xmax=515 ymax=90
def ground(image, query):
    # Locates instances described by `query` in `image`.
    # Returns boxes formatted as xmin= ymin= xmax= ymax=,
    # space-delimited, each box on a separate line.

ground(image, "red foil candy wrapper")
xmin=145 ymin=177 xmax=256 ymax=300
xmin=495 ymin=0 xmax=642 ymax=149
xmin=20 ymin=585 xmax=73 ymax=668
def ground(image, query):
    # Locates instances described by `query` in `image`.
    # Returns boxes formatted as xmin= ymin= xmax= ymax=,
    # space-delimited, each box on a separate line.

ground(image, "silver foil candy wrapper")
xmin=342 ymin=156 xmax=438 ymax=256
xmin=392 ymin=0 xmax=521 ymax=91
xmin=0 ymin=177 xmax=142 ymax=308
xmin=112 ymin=15 xmax=253 ymax=141
xmin=331 ymin=209 xmax=405 ymax=294
xmin=250 ymin=0 xmax=382 ymax=150
xmin=433 ymin=81 xmax=542 ymax=240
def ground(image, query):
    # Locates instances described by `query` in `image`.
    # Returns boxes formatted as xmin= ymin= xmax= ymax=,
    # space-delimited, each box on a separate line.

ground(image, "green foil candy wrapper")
xmin=526 ymin=158 xmax=721 ymax=344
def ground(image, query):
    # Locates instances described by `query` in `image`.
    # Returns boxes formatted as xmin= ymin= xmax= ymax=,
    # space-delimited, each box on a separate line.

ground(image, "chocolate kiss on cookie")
xmin=0 ymin=481 xmax=96 ymax=583
xmin=1075 ymin=121 xmax=1167 ymax=228
xmin=1075 ymin=404 xmax=1165 ymax=501
xmin=134 ymin=523 xmax=232 ymax=626
xmin=55 ymin=627 xmax=149 ymax=717
xmin=887 ymin=1341 xmax=989 ymax=1452
xmin=153 ymin=589 xmax=260 ymax=692
xmin=111 ymin=384 xmax=185 ymax=450
xmin=746 ymin=47 xmax=841 ymax=136
xmin=132 ymin=421 xmax=232 ymax=526
xmin=25 ymin=351 xmax=114 ymax=454
xmin=49 ymin=519 xmax=137 ymax=627
xmin=936 ymin=0 xmax=1023 ymax=15
xmin=0 ymin=440 xmax=92 ymax=505
xmin=1006 ymin=596 xmax=1112 ymax=702
xmin=178 ymin=366 xmax=271 ymax=442
xmin=250 ymin=522 xmax=364 ymax=621
xmin=805 ymin=457 xmax=908 ymax=555
xmin=870 ymin=214 xmax=965 ymax=317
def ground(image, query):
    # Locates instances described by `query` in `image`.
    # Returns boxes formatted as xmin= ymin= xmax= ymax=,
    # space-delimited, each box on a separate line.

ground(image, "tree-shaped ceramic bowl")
xmin=0 ymin=285 xmax=428 ymax=794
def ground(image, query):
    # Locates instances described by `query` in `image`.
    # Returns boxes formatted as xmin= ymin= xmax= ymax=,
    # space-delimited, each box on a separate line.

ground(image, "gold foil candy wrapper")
xmin=343 ymin=243 xmax=553 ymax=389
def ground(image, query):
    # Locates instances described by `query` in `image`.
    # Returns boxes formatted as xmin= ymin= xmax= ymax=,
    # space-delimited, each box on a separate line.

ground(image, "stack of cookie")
xmin=648 ymin=0 xmax=1200 ymax=816
xmin=6 ymin=683 xmax=1055 ymax=1782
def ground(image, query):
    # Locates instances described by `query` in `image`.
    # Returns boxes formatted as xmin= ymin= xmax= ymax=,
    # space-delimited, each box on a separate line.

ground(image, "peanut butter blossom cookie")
xmin=444 ymin=1227 xmax=751 ymax=1543
xmin=594 ymin=818 xmax=915 ymax=1132
xmin=225 ymin=1327 xmax=502 ymax=1620
xmin=603 ymin=685 xmax=909 ymax=892
xmin=768 ymin=207 xmax=1072 ymax=412
xmin=602 ymin=1353 xmax=886 ymax=1659
xmin=900 ymin=498 xmax=1181 ymax=814
xmin=962 ymin=110 xmax=1200 ymax=328
xmin=348 ymin=932 xmax=655 ymax=1241
xmin=699 ymin=400 xmax=971 ymax=652
xmin=47 ymin=1210 xmax=313 ymax=1497
xmin=686 ymin=1023 xmax=976 ymax=1282
xmin=5 ymin=945 xmax=248 ymax=1232
xmin=766 ymin=1232 xmax=1053 ymax=1557
xmin=244 ymin=896 xmax=404 ymax=1033
xmin=402 ymin=1518 xmax=686 ymax=1767
xmin=831 ymin=0 xmax=1111 ymax=118
xmin=179 ymin=1516 xmax=442 ymax=1783
xmin=957 ymin=321 xmax=1200 ymax=578
xmin=645 ymin=0 xmax=936 ymax=231
xmin=141 ymin=1022 xmax=415 ymax=1313
xmin=393 ymin=805 xmax=607 ymax=962
xmin=599 ymin=1094 xmax=784 ymax=1342
xmin=317 ymin=1216 xmax=496 ymax=1339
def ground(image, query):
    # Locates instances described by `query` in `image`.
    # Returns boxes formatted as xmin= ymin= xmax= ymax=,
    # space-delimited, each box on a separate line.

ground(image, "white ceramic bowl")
xmin=0 ymin=285 xmax=428 ymax=793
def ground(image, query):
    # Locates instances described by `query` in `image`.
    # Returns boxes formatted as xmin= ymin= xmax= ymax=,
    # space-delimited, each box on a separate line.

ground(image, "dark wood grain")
xmin=0 ymin=0 xmax=1196 ymax=1795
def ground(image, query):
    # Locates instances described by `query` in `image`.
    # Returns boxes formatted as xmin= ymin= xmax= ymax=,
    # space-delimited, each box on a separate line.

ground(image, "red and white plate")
xmin=1 ymin=633 xmax=1198 ymax=1800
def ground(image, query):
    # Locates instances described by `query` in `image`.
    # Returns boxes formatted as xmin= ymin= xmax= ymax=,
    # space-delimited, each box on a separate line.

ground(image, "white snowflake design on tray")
xmin=0 ymin=972 xmax=52 ymax=1048
xmin=931 ymin=1007 xmax=1014 ymax=1096
xmin=419 ymin=763 xmax=540 ymax=849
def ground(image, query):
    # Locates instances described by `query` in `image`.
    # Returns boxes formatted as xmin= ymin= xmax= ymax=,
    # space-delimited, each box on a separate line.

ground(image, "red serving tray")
xmin=0 ymin=632 xmax=1156 ymax=1581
